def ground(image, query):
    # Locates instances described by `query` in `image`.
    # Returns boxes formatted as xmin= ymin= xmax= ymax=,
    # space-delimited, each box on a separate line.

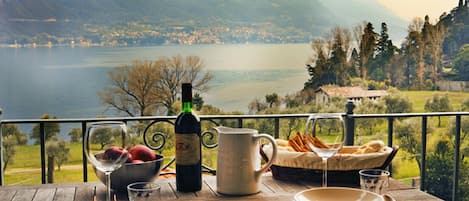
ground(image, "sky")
xmin=377 ymin=0 xmax=459 ymax=21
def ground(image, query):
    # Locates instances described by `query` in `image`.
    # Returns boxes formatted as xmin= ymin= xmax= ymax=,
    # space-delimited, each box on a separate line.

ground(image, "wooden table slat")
xmin=11 ymin=189 xmax=36 ymax=201
xmin=52 ymin=187 xmax=75 ymax=201
xmin=159 ymin=182 xmax=178 ymax=200
xmin=0 ymin=189 xmax=17 ymax=201
xmin=73 ymin=185 xmax=94 ymax=201
xmin=0 ymin=175 xmax=443 ymax=201
xmin=195 ymin=180 xmax=217 ymax=198
xmin=32 ymin=188 xmax=55 ymax=201
xmin=168 ymin=181 xmax=197 ymax=199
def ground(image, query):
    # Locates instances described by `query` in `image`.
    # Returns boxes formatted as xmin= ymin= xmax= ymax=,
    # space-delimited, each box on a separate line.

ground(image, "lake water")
xmin=0 ymin=44 xmax=311 ymax=119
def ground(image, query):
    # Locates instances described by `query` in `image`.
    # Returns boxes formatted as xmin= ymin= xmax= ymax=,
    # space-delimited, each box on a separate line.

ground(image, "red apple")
xmin=103 ymin=146 xmax=130 ymax=161
xmin=126 ymin=153 xmax=133 ymax=163
xmin=131 ymin=159 xmax=144 ymax=164
xmin=129 ymin=145 xmax=156 ymax=162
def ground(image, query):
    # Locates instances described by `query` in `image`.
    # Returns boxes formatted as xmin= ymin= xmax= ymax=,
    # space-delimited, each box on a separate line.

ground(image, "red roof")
xmin=317 ymin=86 xmax=387 ymax=98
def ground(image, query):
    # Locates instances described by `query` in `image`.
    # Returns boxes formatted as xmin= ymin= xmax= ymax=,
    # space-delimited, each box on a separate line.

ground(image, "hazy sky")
xmin=377 ymin=0 xmax=459 ymax=21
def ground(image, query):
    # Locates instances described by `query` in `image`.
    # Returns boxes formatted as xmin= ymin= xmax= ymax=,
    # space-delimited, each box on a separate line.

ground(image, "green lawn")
xmin=8 ymin=143 xmax=84 ymax=169
xmin=402 ymin=90 xmax=469 ymax=112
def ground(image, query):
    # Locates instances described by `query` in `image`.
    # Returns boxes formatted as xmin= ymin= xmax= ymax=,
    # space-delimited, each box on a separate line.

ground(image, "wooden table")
xmin=0 ymin=174 xmax=442 ymax=201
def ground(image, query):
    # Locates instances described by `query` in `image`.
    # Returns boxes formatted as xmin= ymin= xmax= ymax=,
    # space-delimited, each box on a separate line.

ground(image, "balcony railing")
xmin=0 ymin=101 xmax=468 ymax=199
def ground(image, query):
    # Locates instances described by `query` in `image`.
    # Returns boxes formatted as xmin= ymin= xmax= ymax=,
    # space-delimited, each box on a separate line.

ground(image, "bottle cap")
xmin=182 ymin=83 xmax=192 ymax=102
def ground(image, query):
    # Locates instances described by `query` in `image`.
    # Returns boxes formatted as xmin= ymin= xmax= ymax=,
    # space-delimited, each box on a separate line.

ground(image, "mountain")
xmin=0 ymin=0 xmax=407 ymax=44
xmin=318 ymin=0 xmax=408 ymax=43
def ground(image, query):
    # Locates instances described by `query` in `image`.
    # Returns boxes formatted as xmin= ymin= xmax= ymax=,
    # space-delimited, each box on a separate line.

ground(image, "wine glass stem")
xmin=105 ymin=172 xmax=112 ymax=201
xmin=322 ymin=157 xmax=328 ymax=187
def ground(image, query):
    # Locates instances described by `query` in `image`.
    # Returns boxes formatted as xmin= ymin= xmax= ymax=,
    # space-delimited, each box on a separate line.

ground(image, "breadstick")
xmin=288 ymin=139 xmax=303 ymax=152
xmin=294 ymin=133 xmax=304 ymax=147
xmin=307 ymin=136 xmax=329 ymax=149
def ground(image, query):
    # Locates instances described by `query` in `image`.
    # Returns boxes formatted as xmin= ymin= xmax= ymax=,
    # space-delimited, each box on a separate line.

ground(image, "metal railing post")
xmin=40 ymin=122 xmax=47 ymax=184
xmin=452 ymin=115 xmax=461 ymax=201
xmin=345 ymin=100 xmax=355 ymax=146
xmin=0 ymin=108 xmax=3 ymax=186
xmin=420 ymin=116 xmax=427 ymax=191
xmin=82 ymin=122 xmax=88 ymax=182
xmin=388 ymin=117 xmax=394 ymax=176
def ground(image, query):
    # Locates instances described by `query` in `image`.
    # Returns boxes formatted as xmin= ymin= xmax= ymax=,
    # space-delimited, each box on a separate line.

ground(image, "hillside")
xmin=0 ymin=0 xmax=407 ymax=44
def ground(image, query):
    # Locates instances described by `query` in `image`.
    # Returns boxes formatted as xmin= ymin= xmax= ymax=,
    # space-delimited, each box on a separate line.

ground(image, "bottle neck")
xmin=182 ymin=102 xmax=193 ymax=113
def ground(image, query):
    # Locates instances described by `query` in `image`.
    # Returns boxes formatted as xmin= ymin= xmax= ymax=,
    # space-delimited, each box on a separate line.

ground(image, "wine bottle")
xmin=175 ymin=83 xmax=202 ymax=192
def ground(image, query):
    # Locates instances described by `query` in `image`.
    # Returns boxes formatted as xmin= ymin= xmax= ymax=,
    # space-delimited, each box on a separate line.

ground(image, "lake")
xmin=0 ymin=44 xmax=311 ymax=120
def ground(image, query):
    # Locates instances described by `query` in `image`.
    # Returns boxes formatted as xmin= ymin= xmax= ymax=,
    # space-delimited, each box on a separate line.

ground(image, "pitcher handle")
xmin=253 ymin=134 xmax=277 ymax=175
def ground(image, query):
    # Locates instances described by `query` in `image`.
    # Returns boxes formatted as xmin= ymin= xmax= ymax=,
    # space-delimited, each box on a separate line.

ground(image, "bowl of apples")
xmin=93 ymin=144 xmax=164 ymax=192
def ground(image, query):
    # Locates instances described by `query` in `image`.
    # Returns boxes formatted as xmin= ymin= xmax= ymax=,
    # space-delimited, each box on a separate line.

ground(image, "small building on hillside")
xmin=315 ymin=86 xmax=387 ymax=105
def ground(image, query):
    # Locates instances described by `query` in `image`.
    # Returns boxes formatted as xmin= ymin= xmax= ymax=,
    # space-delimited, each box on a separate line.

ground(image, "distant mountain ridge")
xmin=0 ymin=0 xmax=407 ymax=44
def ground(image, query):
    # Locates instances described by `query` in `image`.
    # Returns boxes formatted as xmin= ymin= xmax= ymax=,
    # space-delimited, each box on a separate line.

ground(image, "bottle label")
xmin=175 ymin=134 xmax=201 ymax=165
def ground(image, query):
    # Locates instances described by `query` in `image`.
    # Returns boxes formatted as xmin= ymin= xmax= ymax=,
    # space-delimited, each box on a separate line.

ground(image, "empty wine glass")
xmin=305 ymin=114 xmax=345 ymax=187
xmin=85 ymin=121 xmax=129 ymax=201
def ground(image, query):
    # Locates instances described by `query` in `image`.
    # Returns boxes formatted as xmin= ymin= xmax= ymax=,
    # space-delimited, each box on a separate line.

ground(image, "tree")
xmin=424 ymin=20 xmax=447 ymax=85
xmin=424 ymin=94 xmax=453 ymax=127
xmin=382 ymin=89 xmax=413 ymax=113
xmin=91 ymin=127 xmax=113 ymax=150
xmin=265 ymin=93 xmax=280 ymax=108
xmin=99 ymin=55 xmax=212 ymax=116
xmin=388 ymin=53 xmax=406 ymax=88
xmin=2 ymin=135 xmax=17 ymax=172
xmin=305 ymin=38 xmax=333 ymax=89
xmin=248 ymin=98 xmax=268 ymax=114
xmin=30 ymin=114 xmax=61 ymax=145
xmin=329 ymin=27 xmax=351 ymax=86
xmin=359 ymin=22 xmax=377 ymax=80
xmin=2 ymin=124 xmax=27 ymax=145
xmin=157 ymin=55 xmax=213 ymax=115
xmin=68 ymin=128 xmax=82 ymax=143
xmin=1 ymin=124 xmax=27 ymax=171
xmin=349 ymin=48 xmax=360 ymax=77
xmin=453 ymin=44 xmax=469 ymax=81
xmin=402 ymin=18 xmax=425 ymax=89
xmin=395 ymin=119 xmax=422 ymax=173
xmin=371 ymin=22 xmax=396 ymax=81
xmin=46 ymin=137 xmax=70 ymax=171
xmin=462 ymin=98 xmax=469 ymax=111
xmin=305 ymin=27 xmax=352 ymax=88
xmin=355 ymin=98 xmax=385 ymax=135
xmin=446 ymin=117 xmax=469 ymax=161
xmin=425 ymin=140 xmax=469 ymax=200
xmin=193 ymin=93 xmax=204 ymax=111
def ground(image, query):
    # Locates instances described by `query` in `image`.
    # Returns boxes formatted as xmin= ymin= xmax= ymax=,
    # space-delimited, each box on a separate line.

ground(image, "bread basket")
xmin=260 ymin=144 xmax=398 ymax=186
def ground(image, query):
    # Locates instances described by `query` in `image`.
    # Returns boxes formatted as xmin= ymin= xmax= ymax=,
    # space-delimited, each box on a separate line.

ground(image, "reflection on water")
xmin=0 ymin=44 xmax=310 ymax=119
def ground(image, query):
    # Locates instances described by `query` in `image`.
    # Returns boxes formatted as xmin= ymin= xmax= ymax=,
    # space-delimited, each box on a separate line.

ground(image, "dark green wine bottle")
xmin=175 ymin=83 xmax=202 ymax=192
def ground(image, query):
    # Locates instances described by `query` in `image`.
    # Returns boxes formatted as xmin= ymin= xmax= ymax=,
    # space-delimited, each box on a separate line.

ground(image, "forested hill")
xmin=0 ymin=0 xmax=407 ymax=44
xmin=439 ymin=5 xmax=469 ymax=57
xmin=0 ymin=0 xmax=332 ymax=25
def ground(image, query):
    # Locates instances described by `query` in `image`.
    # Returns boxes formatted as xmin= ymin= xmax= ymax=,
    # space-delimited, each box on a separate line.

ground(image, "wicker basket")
xmin=260 ymin=145 xmax=399 ymax=186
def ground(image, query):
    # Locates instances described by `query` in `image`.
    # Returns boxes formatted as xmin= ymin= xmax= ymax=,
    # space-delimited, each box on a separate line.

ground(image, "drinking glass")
xmin=85 ymin=121 xmax=129 ymax=201
xmin=305 ymin=114 xmax=345 ymax=187
xmin=127 ymin=182 xmax=161 ymax=201
xmin=359 ymin=169 xmax=390 ymax=195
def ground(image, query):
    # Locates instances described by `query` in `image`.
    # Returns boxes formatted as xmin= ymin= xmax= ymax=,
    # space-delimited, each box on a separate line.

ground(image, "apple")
xmin=129 ymin=144 xmax=156 ymax=162
xmin=103 ymin=146 xmax=129 ymax=161
xmin=131 ymin=159 xmax=144 ymax=164
xmin=126 ymin=153 xmax=133 ymax=163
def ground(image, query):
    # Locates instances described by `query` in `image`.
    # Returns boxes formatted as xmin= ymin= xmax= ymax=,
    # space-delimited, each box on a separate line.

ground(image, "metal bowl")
xmin=93 ymin=154 xmax=164 ymax=192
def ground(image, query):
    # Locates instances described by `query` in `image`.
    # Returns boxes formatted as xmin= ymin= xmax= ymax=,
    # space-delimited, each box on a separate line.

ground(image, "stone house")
xmin=315 ymin=86 xmax=387 ymax=105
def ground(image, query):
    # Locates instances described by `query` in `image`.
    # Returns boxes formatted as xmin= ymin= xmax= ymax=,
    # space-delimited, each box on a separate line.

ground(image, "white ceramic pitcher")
xmin=215 ymin=126 xmax=277 ymax=195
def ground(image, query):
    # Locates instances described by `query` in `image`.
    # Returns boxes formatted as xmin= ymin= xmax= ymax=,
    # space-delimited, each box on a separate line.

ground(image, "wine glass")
xmin=305 ymin=113 xmax=345 ymax=187
xmin=85 ymin=121 xmax=129 ymax=201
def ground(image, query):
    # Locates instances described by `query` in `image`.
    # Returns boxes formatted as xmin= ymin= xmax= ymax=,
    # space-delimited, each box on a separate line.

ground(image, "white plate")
xmin=294 ymin=187 xmax=384 ymax=201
